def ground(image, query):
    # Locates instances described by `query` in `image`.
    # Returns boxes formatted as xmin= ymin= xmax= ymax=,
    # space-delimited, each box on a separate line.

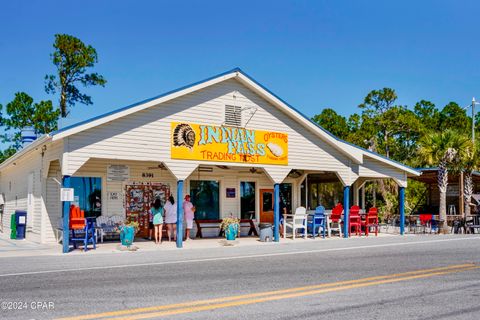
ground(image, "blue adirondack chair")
xmin=69 ymin=206 xmax=96 ymax=251
xmin=307 ymin=206 xmax=327 ymax=239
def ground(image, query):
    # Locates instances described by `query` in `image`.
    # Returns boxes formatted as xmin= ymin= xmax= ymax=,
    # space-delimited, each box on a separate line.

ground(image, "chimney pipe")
xmin=21 ymin=126 xmax=37 ymax=148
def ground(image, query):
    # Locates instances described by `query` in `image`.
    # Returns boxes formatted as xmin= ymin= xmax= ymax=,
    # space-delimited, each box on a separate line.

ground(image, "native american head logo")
xmin=173 ymin=123 xmax=196 ymax=150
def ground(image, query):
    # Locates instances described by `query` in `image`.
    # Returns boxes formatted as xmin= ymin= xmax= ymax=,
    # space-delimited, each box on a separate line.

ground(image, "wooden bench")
xmin=195 ymin=219 xmax=258 ymax=238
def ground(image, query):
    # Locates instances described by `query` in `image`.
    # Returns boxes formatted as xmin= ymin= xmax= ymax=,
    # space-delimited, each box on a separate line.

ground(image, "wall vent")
xmin=224 ymin=105 xmax=242 ymax=127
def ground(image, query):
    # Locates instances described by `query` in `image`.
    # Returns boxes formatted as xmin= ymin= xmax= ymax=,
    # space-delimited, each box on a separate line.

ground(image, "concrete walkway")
xmin=1 ymin=230 xmax=405 ymax=258
xmin=0 ymin=233 xmax=57 ymax=257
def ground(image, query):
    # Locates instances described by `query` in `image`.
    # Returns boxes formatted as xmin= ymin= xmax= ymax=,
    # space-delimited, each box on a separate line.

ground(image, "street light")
xmin=471 ymin=97 xmax=478 ymax=143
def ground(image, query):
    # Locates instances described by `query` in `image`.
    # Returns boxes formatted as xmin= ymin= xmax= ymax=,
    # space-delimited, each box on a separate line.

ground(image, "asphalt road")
xmin=1 ymin=235 xmax=479 ymax=320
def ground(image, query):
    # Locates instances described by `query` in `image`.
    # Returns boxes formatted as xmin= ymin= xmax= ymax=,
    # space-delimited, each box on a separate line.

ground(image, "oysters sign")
xmin=171 ymin=122 xmax=288 ymax=165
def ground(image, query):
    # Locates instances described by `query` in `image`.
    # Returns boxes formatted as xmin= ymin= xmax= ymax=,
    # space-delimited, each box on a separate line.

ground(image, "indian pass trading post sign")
xmin=171 ymin=122 xmax=288 ymax=165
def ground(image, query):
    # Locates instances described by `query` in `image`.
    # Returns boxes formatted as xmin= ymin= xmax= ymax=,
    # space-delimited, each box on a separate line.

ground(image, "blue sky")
xmin=1 ymin=0 xmax=479 ymax=128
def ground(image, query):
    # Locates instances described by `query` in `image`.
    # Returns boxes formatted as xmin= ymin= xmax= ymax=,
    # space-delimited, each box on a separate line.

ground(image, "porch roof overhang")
xmin=410 ymin=168 xmax=480 ymax=185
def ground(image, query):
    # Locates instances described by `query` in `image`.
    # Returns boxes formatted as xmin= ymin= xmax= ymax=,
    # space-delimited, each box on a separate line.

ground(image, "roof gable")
xmin=49 ymin=68 xmax=418 ymax=176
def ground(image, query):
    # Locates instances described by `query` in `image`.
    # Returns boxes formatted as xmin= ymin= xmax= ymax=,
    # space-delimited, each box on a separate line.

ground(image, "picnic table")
xmin=195 ymin=219 xmax=258 ymax=238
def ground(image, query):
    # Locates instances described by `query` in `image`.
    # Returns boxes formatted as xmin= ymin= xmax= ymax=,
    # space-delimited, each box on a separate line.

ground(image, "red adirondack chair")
xmin=330 ymin=203 xmax=343 ymax=237
xmin=349 ymin=205 xmax=362 ymax=236
xmin=362 ymin=207 xmax=379 ymax=236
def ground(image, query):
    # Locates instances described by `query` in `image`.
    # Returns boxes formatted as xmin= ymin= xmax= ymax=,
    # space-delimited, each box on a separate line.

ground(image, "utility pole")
xmin=472 ymin=97 xmax=476 ymax=143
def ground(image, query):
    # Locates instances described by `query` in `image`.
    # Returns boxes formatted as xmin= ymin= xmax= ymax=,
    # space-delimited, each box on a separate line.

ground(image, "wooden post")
xmin=176 ymin=180 xmax=184 ymax=248
xmin=361 ymin=185 xmax=366 ymax=210
xmin=399 ymin=186 xmax=405 ymax=235
xmin=343 ymin=186 xmax=350 ymax=238
xmin=273 ymin=183 xmax=280 ymax=242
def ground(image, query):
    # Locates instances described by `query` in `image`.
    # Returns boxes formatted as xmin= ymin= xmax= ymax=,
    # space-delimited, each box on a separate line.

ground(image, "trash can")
xmin=10 ymin=214 xmax=16 ymax=239
xmin=259 ymin=223 xmax=273 ymax=242
xmin=15 ymin=210 xmax=27 ymax=240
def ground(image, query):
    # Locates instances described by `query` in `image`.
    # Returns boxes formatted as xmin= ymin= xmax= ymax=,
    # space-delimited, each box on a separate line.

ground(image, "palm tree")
xmin=417 ymin=130 xmax=470 ymax=232
xmin=462 ymin=140 xmax=480 ymax=216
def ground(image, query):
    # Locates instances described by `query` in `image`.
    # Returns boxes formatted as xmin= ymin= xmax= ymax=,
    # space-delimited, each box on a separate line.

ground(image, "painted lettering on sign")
xmin=171 ymin=122 xmax=288 ymax=165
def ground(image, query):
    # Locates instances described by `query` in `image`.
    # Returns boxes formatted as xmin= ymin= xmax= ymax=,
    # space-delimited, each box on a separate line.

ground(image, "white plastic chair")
xmin=284 ymin=207 xmax=307 ymax=239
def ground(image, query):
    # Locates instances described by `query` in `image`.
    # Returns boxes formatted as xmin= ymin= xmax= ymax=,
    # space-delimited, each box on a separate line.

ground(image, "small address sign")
xmin=142 ymin=173 xmax=154 ymax=178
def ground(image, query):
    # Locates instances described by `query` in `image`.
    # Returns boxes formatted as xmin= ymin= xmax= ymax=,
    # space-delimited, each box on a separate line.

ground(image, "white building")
xmin=0 ymin=68 xmax=419 ymax=250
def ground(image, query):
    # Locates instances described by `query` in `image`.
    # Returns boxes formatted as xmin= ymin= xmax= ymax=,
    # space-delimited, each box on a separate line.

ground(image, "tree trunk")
xmin=60 ymin=89 xmax=67 ymax=118
xmin=464 ymin=171 xmax=473 ymax=217
xmin=439 ymin=190 xmax=447 ymax=231
xmin=438 ymin=162 xmax=449 ymax=232
xmin=377 ymin=179 xmax=398 ymax=221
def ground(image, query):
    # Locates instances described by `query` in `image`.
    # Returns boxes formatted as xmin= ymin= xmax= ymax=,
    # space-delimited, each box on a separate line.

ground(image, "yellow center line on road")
xmin=56 ymin=263 xmax=477 ymax=320
xmin=112 ymin=266 xmax=479 ymax=320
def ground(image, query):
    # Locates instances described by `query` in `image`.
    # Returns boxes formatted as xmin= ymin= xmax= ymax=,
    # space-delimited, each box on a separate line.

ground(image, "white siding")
xmin=357 ymin=156 xmax=407 ymax=187
xmin=0 ymin=139 xmax=63 ymax=244
xmin=45 ymin=160 xmax=61 ymax=243
xmin=0 ymin=148 xmax=41 ymax=242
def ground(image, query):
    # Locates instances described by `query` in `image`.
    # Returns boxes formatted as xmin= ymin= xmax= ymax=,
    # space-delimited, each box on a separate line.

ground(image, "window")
xmin=280 ymin=183 xmax=292 ymax=214
xmin=70 ymin=177 xmax=102 ymax=217
xmin=190 ymin=180 xmax=220 ymax=220
xmin=240 ymin=182 xmax=256 ymax=219
xmin=308 ymin=180 xmax=343 ymax=209
xmin=300 ymin=179 xmax=306 ymax=208
xmin=225 ymin=105 xmax=242 ymax=127
xmin=262 ymin=191 xmax=273 ymax=212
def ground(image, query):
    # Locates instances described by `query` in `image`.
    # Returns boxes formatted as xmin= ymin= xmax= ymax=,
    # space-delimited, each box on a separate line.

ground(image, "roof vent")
xmin=224 ymin=105 xmax=242 ymax=127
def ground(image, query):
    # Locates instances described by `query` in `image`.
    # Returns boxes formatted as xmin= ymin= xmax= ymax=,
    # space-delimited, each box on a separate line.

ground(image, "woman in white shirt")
xmin=164 ymin=196 xmax=177 ymax=241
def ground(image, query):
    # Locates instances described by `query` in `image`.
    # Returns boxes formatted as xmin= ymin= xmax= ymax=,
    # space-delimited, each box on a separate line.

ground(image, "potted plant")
xmin=220 ymin=217 xmax=240 ymax=241
xmin=120 ymin=220 xmax=139 ymax=247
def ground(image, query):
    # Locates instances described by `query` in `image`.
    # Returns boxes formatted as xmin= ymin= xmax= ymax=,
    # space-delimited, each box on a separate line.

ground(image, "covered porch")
xmin=409 ymin=168 xmax=480 ymax=224
xmin=57 ymin=154 xmax=412 ymax=252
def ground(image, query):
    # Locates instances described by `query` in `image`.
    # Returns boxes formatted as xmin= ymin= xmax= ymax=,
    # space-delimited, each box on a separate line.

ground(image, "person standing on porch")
xmin=164 ymin=196 xmax=177 ymax=241
xmin=148 ymin=202 xmax=154 ymax=240
xmin=183 ymin=195 xmax=195 ymax=241
xmin=151 ymin=199 xmax=164 ymax=244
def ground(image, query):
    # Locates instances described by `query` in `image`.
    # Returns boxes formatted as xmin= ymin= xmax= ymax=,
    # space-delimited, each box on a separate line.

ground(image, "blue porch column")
xmin=273 ymin=183 xmax=280 ymax=242
xmin=343 ymin=185 xmax=350 ymax=238
xmin=399 ymin=186 xmax=405 ymax=235
xmin=62 ymin=175 xmax=71 ymax=253
xmin=176 ymin=180 xmax=184 ymax=248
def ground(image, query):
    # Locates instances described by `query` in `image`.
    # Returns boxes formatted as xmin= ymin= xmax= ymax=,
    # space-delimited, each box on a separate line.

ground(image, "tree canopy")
xmin=0 ymin=34 xmax=105 ymax=164
xmin=312 ymin=89 xmax=475 ymax=167
xmin=45 ymin=34 xmax=107 ymax=117
xmin=311 ymin=108 xmax=349 ymax=139
xmin=311 ymin=88 xmax=477 ymax=220
xmin=0 ymin=92 xmax=59 ymax=150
